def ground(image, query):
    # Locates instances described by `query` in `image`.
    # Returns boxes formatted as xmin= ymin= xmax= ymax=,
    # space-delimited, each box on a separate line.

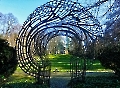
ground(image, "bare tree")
xmin=0 ymin=12 xmax=21 ymax=47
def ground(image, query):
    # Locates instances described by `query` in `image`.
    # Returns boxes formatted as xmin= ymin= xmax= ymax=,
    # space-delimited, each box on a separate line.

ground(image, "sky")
xmin=0 ymin=0 xmax=110 ymax=25
xmin=0 ymin=0 xmax=96 ymax=24
xmin=0 ymin=0 xmax=50 ymax=24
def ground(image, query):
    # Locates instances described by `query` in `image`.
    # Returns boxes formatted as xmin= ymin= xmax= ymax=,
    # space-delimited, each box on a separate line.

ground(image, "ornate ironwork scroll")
xmin=16 ymin=0 xmax=102 ymax=86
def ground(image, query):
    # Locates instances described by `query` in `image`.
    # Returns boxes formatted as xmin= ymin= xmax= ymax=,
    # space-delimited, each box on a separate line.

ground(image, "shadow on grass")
xmin=1 ymin=54 xmax=117 ymax=88
xmin=49 ymin=54 xmax=109 ymax=72
xmin=1 ymin=82 xmax=48 ymax=88
xmin=69 ymin=76 xmax=120 ymax=88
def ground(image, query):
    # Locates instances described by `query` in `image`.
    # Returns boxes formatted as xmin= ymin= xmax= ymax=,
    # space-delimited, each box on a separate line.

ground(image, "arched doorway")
xmin=16 ymin=0 xmax=102 ymax=87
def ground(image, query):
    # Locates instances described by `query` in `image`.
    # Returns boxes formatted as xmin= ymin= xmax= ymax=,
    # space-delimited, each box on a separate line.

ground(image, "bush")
xmin=0 ymin=38 xmax=18 ymax=85
xmin=72 ymin=76 xmax=120 ymax=88
xmin=96 ymin=44 xmax=120 ymax=77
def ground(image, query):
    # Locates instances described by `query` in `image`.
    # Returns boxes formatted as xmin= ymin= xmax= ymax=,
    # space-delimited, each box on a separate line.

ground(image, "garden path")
xmin=50 ymin=71 xmax=115 ymax=88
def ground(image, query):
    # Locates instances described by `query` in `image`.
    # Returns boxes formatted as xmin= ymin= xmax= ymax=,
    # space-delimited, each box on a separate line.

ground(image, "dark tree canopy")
xmin=96 ymin=44 xmax=120 ymax=76
xmin=0 ymin=38 xmax=18 ymax=79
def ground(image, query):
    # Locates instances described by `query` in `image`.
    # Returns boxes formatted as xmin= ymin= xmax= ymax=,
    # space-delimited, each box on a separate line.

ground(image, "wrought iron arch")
xmin=16 ymin=0 xmax=102 ymax=86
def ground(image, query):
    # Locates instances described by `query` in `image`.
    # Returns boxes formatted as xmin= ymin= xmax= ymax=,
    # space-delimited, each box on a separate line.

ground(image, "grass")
xmin=0 ymin=54 xmax=116 ymax=88
xmin=48 ymin=54 xmax=72 ymax=72
xmin=47 ymin=54 xmax=111 ymax=72
xmin=1 ymin=82 xmax=48 ymax=88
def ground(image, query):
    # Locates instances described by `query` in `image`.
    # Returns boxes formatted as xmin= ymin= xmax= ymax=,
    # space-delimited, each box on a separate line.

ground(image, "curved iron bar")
xmin=16 ymin=0 xmax=102 ymax=85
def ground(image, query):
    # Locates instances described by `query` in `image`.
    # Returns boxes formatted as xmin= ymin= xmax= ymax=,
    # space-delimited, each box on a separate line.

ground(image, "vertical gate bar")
xmin=76 ymin=60 xmax=77 ymax=77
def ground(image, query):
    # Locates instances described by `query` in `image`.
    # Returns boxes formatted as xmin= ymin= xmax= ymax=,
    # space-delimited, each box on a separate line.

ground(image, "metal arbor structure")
xmin=16 ymin=0 xmax=102 ymax=86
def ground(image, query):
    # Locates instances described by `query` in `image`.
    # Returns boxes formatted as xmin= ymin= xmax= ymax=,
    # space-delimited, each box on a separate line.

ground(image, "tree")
xmin=96 ymin=44 xmax=120 ymax=77
xmin=104 ymin=0 xmax=120 ymax=30
xmin=0 ymin=38 xmax=18 ymax=85
xmin=0 ymin=12 xmax=18 ymax=34
xmin=93 ymin=0 xmax=120 ymax=78
xmin=0 ymin=12 xmax=21 ymax=47
xmin=47 ymin=36 xmax=65 ymax=54
xmin=86 ymin=0 xmax=120 ymax=33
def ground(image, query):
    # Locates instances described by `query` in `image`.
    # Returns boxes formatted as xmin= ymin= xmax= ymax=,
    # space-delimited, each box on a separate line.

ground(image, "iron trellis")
xmin=16 ymin=0 xmax=102 ymax=86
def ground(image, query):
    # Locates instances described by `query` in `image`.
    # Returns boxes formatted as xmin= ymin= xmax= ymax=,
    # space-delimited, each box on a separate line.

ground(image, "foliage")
xmin=96 ymin=44 xmax=120 ymax=76
xmin=72 ymin=76 xmax=120 ymax=88
xmin=0 ymin=38 xmax=18 ymax=85
xmin=68 ymin=45 xmax=85 ymax=58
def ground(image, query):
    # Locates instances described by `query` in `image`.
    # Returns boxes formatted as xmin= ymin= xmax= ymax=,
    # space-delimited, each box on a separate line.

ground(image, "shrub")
xmin=0 ymin=38 xmax=18 ymax=85
xmin=72 ymin=76 xmax=120 ymax=88
xmin=96 ymin=44 xmax=120 ymax=77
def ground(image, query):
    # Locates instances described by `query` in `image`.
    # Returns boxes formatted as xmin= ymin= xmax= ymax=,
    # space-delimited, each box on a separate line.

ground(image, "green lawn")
xmin=47 ymin=54 xmax=111 ymax=72
xmin=48 ymin=54 xmax=72 ymax=72
xmin=0 ymin=54 xmax=116 ymax=88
